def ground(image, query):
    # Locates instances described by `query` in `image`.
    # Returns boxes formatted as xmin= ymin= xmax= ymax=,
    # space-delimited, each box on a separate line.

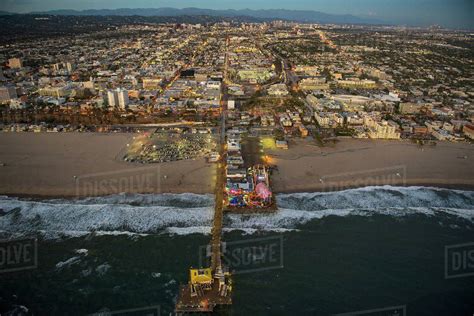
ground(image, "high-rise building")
xmin=107 ymin=88 xmax=129 ymax=109
xmin=107 ymin=90 xmax=118 ymax=107
xmin=8 ymin=58 xmax=23 ymax=69
xmin=117 ymin=89 xmax=129 ymax=109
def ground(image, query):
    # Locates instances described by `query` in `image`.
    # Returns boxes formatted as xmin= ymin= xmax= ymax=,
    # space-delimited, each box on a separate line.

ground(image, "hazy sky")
xmin=1 ymin=0 xmax=473 ymax=29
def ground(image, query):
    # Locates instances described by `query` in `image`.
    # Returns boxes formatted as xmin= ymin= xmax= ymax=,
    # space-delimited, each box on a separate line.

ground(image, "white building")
xmin=314 ymin=112 xmax=344 ymax=128
xmin=107 ymin=90 xmax=117 ymax=107
xmin=107 ymin=88 xmax=129 ymax=109
xmin=117 ymin=89 xmax=129 ymax=109
xmin=367 ymin=120 xmax=400 ymax=139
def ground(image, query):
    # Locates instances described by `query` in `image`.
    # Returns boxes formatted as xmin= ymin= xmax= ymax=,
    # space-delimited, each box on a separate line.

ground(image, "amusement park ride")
xmin=225 ymin=164 xmax=275 ymax=210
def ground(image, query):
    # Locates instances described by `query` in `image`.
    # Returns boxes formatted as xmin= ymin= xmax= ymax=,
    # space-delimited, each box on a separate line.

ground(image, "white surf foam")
xmin=0 ymin=195 xmax=214 ymax=237
xmin=164 ymin=226 xmax=212 ymax=235
xmin=226 ymin=206 xmax=474 ymax=231
xmin=277 ymin=185 xmax=474 ymax=211
xmin=0 ymin=187 xmax=472 ymax=237
xmin=55 ymin=256 xmax=82 ymax=270
xmin=44 ymin=193 xmax=214 ymax=207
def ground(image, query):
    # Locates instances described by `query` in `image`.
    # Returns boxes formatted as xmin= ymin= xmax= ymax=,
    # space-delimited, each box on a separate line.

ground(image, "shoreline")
xmin=2 ymin=183 xmax=473 ymax=201
xmin=274 ymin=182 xmax=474 ymax=194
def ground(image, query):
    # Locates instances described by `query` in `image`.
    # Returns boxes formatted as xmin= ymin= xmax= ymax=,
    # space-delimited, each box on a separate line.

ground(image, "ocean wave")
xmin=164 ymin=226 xmax=212 ymax=235
xmin=0 ymin=195 xmax=214 ymax=237
xmin=43 ymin=192 xmax=215 ymax=208
xmin=277 ymin=186 xmax=474 ymax=211
xmin=223 ymin=227 xmax=299 ymax=234
xmin=0 ymin=187 xmax=472 ymax=237
xmin=55 ymin=256 xmax=82 ymax=270
xmin=227 ymin=186 xmax=473 ymax=230
xmin=226 ymin=207 xmax=474 ymax=230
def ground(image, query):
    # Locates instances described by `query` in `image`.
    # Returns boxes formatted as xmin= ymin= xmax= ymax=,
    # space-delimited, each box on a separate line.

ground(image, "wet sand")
xmin=268 ymin=139 xmax=474 ymax=193
xmin=0 ymin=133 xmax=216 ymax=198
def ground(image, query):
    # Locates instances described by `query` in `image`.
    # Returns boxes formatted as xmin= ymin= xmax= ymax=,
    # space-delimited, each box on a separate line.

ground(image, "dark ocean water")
xmin=0 ymin=187 xmax=473 ymax=315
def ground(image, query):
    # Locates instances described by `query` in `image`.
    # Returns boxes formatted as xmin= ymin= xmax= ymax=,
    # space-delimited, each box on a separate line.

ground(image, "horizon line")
xmin=1 ymin=6 xmax=472 ymax=31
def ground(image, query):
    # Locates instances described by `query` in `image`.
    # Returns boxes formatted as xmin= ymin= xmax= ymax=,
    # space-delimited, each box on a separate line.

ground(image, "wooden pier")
xmin=175 ymin=110 xmax=232 ymax=315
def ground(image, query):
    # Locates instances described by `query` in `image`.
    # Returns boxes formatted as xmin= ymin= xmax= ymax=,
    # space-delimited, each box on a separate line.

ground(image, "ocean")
xmin=0 ymin=186 xmax=473 ymax=315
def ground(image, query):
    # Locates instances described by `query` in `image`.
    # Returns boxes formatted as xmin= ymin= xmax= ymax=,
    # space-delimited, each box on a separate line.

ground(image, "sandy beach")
xmin=0 ymin=133 xmax=473 ymax=198
xmin=0 ymin=133 xmax=216 ymax=198
xmin=268 ymin=139 xmax=474 ymax=193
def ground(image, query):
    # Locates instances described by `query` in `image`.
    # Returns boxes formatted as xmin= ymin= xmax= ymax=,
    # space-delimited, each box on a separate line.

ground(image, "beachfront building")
xmin=432 ymin=129 xmax=454 ymax=141
xmin=366 ymin=119 xmax=400 ymax=139
xmin=463 ymin=124 xmax=474 ymax=140
xmin=314 ymin=112 xmax=344 ymax=128
xmin=425 ymin=121 xmax=443 ymax=132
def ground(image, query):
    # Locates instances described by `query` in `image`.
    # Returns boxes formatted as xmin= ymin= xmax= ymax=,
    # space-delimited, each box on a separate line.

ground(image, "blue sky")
xmin=1 ymin=0 xmax=473 ymax=29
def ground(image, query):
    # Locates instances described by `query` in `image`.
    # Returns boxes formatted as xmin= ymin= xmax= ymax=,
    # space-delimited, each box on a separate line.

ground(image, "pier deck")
xmin=211 ymin=110 xmax=226 ymax=272
xmin=175 ymin=278 xmax=232 ymax=314
xmin=175 ymin=110 xmax=231 ymax=315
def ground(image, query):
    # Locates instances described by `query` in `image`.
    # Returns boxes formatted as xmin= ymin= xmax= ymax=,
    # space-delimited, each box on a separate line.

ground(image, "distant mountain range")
xmin=2 ymin=7 xmax=384 ymax=25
